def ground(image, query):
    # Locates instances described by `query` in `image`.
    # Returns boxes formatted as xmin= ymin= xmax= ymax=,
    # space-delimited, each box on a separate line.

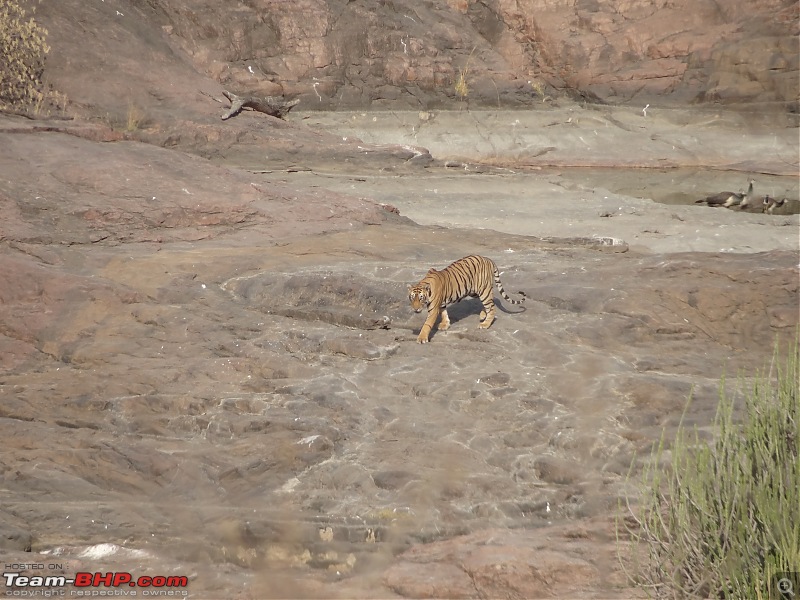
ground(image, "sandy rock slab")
xmin=1 ymin=109 xmax=798 ymax=598
xmin=0 ymin=117 xmax=409 ymax=248
xmin=1 ymin=218 xmax=797 ymax=597
xmin=384 ymin=519 xmax=637 ymax=599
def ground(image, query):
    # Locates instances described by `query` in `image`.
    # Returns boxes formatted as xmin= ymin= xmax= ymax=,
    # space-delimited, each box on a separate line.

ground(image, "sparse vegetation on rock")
xmin=621 ymin=334 xmax=800 ymax=598
xmin=454 ymin=47 xmax=476 ymax=105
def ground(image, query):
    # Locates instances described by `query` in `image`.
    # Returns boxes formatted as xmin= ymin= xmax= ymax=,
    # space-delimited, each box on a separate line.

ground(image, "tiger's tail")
xmin=493 ymin=265 xmax=526 ymax=305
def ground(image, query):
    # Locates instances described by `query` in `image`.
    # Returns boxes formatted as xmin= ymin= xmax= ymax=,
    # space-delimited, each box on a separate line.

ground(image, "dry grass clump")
xmin=455 ymin=46 xmax=476 ymax=104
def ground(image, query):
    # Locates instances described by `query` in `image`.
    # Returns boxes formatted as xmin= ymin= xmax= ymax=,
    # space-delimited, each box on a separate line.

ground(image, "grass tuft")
xmin=455 ymin=46 xmax=476 ymax=106
xmin=619 ymin=331 xmax=800 ymax=598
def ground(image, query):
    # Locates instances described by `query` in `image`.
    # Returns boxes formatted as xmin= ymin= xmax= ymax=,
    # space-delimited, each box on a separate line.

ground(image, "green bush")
xmin=620 ymin=334 xmax=800 ymax=598
xmin=0 ymin=0 xmax=50 ymax=110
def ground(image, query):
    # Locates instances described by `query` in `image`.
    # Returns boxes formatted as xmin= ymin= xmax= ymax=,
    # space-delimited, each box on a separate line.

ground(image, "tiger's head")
xmin=408 ymin=282 xmax=432 ymax=313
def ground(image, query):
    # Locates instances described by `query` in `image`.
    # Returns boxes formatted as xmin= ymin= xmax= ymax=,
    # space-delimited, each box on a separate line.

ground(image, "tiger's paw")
xmin=417 ymin=337 xmax=430 ymax=344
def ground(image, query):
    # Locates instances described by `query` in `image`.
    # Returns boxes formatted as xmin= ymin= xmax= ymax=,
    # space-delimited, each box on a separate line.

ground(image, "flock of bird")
xmin=694 ymin=178 xmax=788 ymax=213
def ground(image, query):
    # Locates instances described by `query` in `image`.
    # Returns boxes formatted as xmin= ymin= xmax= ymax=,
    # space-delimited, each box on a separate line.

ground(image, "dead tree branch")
xmin=221 ymin=90 xmax=299 ymax=120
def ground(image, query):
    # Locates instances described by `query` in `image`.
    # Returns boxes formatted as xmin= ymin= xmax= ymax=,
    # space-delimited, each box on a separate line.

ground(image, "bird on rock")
xmin=695 ymin=178 xmax=755 ymax=208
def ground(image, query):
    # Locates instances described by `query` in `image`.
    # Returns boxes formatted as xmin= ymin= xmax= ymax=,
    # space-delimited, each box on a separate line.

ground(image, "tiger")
xmin=407 ymin=254 xmax=526 ymax=343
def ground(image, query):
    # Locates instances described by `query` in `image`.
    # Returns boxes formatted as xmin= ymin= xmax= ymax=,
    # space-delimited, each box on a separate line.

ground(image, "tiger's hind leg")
xmin=438 ymin=308 xmax=451 ymax=331
xmin=478 ymin=299 xmax=496 ymax=329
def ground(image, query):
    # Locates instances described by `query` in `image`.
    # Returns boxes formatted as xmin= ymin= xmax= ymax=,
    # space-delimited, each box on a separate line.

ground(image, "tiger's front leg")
xmin=417 ymin=306 xmax=441 ymax=343
xmin=438 ymin=308 xmax=451 ymax=331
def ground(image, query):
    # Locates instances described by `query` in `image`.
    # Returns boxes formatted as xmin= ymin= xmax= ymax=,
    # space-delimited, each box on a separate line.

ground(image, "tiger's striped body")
xmin=408 ymin=255 xmax=526 ymax=343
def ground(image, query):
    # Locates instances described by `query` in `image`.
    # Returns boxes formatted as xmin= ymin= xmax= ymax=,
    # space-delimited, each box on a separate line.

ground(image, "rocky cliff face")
xmin=37 ymin=0 xmax=798 ymax=112
xmin=498 ymin=0 xmax=798 ymax=107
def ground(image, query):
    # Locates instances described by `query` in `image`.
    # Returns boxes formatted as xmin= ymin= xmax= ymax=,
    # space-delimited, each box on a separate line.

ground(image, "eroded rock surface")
xmin=2 ymin=94 xmax=799 ymax=598
xmin=1 ymin=126 xmax=797 ymax=595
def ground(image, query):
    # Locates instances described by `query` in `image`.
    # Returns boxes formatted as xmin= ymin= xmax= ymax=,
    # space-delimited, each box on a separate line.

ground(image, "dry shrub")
xmin=0 ymin=0 xmax=50 ymax=110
